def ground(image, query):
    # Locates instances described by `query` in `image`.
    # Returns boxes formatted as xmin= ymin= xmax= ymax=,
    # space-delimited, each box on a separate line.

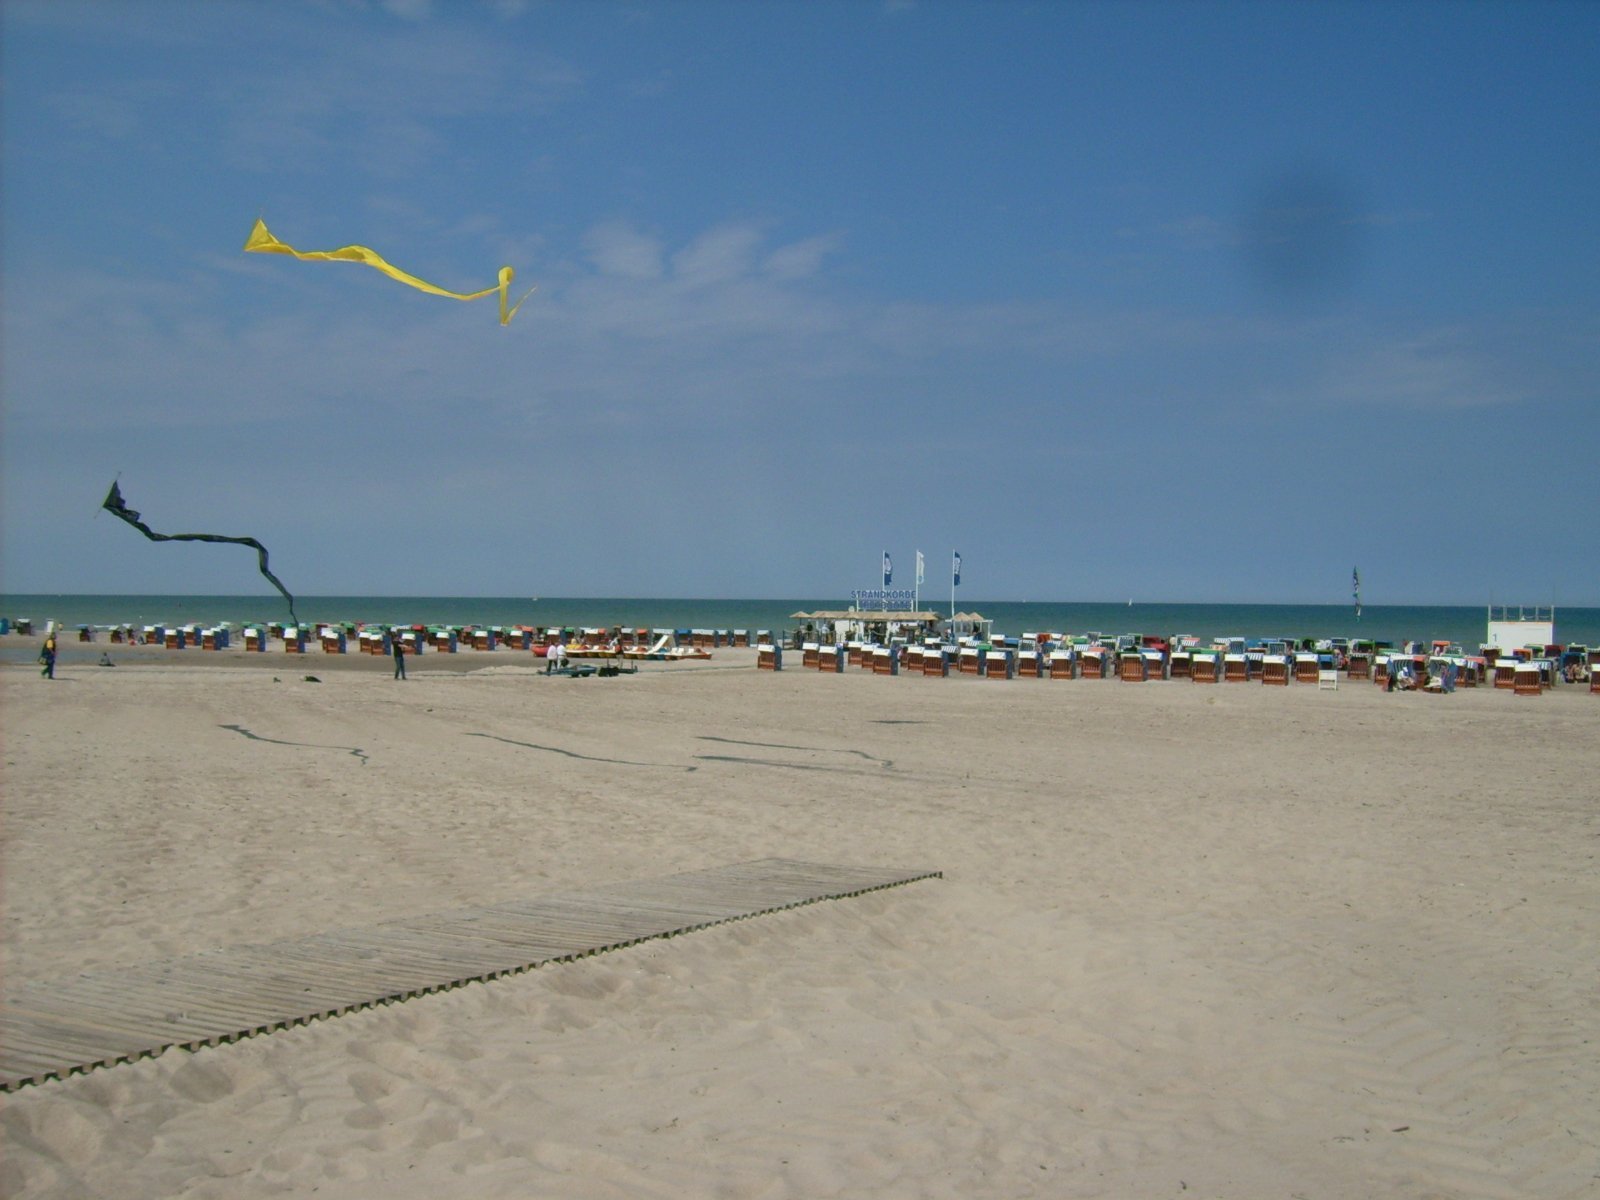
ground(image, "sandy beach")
xmin=2 ymin=643 xmax=1597 ymax=1198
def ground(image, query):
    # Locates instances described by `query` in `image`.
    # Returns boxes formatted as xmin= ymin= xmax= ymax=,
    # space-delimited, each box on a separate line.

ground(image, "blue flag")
xmin=953 ymin=551 xmax=962 ymax=588
xmin=1353 ymin=567 xmax=1361 ymax=621
xmin=883 ymin=551 xmax=892 ymax=586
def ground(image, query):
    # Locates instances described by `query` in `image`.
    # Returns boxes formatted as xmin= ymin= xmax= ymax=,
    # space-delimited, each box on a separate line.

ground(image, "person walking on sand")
xmin=392 ymin=629 xmax=407 ymax=680
xmin=39 ymin=633 xmax=57 ymax=679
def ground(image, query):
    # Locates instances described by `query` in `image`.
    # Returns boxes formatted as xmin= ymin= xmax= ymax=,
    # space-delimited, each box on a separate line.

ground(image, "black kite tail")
xmin=102 ymin=481 xmax=298 ymax=623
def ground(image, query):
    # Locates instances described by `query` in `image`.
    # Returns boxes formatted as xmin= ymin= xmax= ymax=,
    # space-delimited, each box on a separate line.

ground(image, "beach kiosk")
xmin=1485 ymin=605 xmax=1556 ymax=659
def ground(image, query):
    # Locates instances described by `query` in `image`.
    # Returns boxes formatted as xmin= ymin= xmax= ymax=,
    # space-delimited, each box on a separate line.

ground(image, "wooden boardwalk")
xmin=0 ymin=858 xmax=938 ymax=1091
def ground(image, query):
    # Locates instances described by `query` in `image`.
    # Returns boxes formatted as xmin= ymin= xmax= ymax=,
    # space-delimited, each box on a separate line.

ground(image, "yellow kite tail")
xmin=245 ymin=218 xmax=527 ymax=325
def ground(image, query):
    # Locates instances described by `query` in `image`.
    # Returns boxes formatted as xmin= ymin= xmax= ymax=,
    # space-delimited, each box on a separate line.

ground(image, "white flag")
xmin=915 ymin=550 xmax=925 ymax=585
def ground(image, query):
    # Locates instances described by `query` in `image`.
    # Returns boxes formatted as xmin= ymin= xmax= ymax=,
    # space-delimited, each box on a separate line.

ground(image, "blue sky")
xmin=2 ymin=0 xmax=1596 ymax=604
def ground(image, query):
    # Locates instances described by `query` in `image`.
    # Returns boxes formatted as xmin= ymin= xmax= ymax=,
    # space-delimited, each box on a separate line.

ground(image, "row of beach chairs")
xmin=763 ymin=643 xmax=1599 ymax=694
xmin=97 ymin=624 xmax=758 ymax=654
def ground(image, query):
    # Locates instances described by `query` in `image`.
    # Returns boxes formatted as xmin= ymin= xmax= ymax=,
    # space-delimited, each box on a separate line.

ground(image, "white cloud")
xmin=670 ymin=225 xmax=765 ymax=287
xmin=381 ymin=0 xmax=434 ymax=20
xmin=221 ymin=26 xmax=582 ymax=176
xmin=763 ymin=233 xmax=842 ymax=280
xmin=1316 ymin=332 xmax=1528 ymax=410
xmin=584 ymin=223 xmax=664 ymax=279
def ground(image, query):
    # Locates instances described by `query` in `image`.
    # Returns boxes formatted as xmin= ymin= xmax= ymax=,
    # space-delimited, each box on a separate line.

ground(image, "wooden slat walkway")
xmin=0 ymin=858 xmax=939 ymax=1090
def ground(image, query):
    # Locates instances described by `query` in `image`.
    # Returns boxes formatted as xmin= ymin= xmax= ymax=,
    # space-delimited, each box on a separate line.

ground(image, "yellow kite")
xmin=244 ymin=218 xmax=532 ymax=325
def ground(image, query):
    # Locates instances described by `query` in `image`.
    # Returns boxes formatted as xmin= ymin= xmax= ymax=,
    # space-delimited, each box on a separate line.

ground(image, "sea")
xmin=5 ymin=594 xmax=1598 ymax=652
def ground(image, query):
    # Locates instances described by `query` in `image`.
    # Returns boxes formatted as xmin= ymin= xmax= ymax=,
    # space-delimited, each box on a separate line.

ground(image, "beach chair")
xmin=1015 ymin=650 xmax=1044 ymax=678
xmin=1142 ymin=650 xmax=1167 ymax=680
xmin=1118 ymin=653 xmax=1146 ymax=682
xmin=903 ymin=647 xmax=925 ymax=673
xmin=1513 ymin=662 xmax=1542 ymax=696
xmin=801 ymin=642 xmax=821 ymax=669
xmin=1492 ymin=662 xmax=1518 ymax=690
xmin=1260 ymin=655 xmax=1290 ymax=685
xmin=983 ymin=648 xmax=1014 ymax=679
xmin=1047 ymin=650 xmax=1075 ymax=679
xmin=283 ymin=628 xmax=306 ymax=653
xmin=1078 ymin=648 xmax=1107 ymax=679
xmin=1224 ymin=653 xmax=1250 ymax=682
xmin=1346 ymin=652 xmax=1371 ymax=680
xmin=319 ymin=627 xmax=347 ymax=654
xmin=1168 ymin=651 xmax=1192 ymax=679
xmin=958 ymin=647 xmax=982 ymax=675
xmin=756 ymin=643 xmax=783 ymax=670
xmin=818 ymin=644 xmax=845 ymax=673
xmin=922 ymin=648 xmax=950 ymax=677
xmin=872 ymin=646 xmax=899 ymax=675
xmin=1294 ymin=653 xmax=1321 ymax=683
xmin=1190 ymin=653 xmax=1219 ymax=682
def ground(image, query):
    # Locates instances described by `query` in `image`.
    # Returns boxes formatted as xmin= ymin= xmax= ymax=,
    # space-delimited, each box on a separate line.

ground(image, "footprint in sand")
xmin=347 ymin=1067 xmax=395 ymax=1105
xmin=3 ymin=1098 xmax=107 ymax=1165
xmin=167 ymin=1056 xmax=252 ymax=1103
xmin=343 ymin=1105 xmax=387 ymax=1131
